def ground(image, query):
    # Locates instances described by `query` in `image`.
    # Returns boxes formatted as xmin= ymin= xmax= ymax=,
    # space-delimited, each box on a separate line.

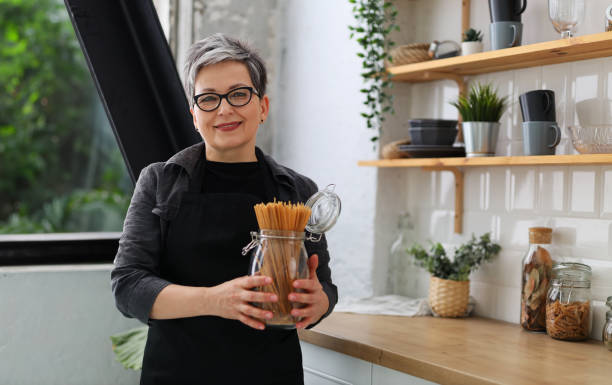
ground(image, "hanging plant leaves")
xmin=348 ymin=0 xmax=398 ymax=146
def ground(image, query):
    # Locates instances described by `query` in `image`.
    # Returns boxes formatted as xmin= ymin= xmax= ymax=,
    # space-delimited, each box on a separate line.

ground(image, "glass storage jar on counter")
xmin=546 ymin=262 xmax=592 ymax=341
xmin=520 ymin=227 xmax=554 ymax=332
xmin=386 ymin=212 xmax=417 ymax=295
xmin=603 ymin=296 xmax=612 ymax=351
xmin=242 ymin=185 xmax=341 ymax=329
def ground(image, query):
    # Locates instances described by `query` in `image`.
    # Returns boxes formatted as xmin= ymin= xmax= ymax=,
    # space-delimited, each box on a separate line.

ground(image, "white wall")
xmin=274 ymin=1 xmax=379 ymax=300
xmin=274 ymin=0 xmax=612 ymax=339
xmin=0 ymin=265 xmax=141 ymax=384
xmin=379 ymin=0 xmax=612 ymax=339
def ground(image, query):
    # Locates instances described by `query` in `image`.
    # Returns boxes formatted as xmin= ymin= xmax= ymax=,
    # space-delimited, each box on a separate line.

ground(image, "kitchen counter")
xmin=298 ymin=312 xmax=612 ymax=385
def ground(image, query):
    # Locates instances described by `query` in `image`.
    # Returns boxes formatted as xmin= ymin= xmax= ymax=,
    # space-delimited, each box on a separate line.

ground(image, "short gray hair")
xmin=183 ymin=33 xmax=267 ymax=104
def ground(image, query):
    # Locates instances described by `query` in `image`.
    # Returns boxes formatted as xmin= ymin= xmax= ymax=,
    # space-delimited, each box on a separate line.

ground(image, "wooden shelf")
xmin=388 ymin=32 xmax=612 ymax=83
xmin=358 ymin=154 xmax=612 ymax=168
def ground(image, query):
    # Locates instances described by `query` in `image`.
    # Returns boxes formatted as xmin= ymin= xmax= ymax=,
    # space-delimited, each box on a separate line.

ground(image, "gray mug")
xmin=522 ymin=121 xmax=561 ymax=155
xmin=490 ymin=22 xmax=522 ymax=50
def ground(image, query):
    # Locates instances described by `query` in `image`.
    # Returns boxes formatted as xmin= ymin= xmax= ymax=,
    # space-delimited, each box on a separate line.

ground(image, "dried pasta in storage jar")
xmin=242 ymin=185 xmax=341 ymax=328
xmin=546 ymin=262 xmax=592 ymax=341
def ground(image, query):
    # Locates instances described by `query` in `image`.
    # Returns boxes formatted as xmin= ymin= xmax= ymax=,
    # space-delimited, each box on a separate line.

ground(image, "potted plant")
xmin=451 ymin=83 xmax=508 ymax=157
xmin=461 ymin=28 xmax=483 ymax=55
xmin=408 ymin=233 xmax=501 ymax=317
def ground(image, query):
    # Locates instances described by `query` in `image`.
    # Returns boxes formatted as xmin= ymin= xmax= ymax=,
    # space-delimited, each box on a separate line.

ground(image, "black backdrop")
xmin=64 ymin=0 xmax=200 ymax=182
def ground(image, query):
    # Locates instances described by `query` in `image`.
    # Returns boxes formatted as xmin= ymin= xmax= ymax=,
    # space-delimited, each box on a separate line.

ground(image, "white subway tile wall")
xmin=384 ymin=0 xmax=612 ymax=341
xmin=402 ymin=56 xmax=612 ymax=335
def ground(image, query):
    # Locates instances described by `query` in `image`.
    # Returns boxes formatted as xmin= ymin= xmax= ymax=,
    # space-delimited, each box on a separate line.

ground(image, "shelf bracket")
xmin=422 ymin=166 xmax=464 ymax=234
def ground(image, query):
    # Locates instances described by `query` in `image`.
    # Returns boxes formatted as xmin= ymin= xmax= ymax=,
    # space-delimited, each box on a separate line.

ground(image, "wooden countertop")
xmin=298 ymin=312 xmax=612 ymax=385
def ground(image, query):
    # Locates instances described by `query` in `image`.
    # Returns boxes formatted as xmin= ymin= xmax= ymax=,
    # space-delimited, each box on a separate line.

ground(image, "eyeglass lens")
xmin=197 ymin=88 xmax=253 ymax=111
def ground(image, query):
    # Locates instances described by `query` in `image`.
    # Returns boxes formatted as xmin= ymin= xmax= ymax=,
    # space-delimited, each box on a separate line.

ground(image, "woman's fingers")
xmin=242 ymin=290 xmax=278 ymax=303
xmin=242 ymin=275 xmax=272 ymax=288
xmin=239 ymin=303 xmax=273 ymax=321
xmin=292 ymin=278 xmax=320 ymax=291
xmin=237 ymin=313 xmax=266 ymax=330
xmin=295 ymin=317 xmax=314 ymax=329
xmin=288 ymin=292 xmax=317 ymax=304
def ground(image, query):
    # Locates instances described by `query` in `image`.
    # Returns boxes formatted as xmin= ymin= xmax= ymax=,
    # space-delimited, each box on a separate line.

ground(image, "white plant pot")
xmin=461 ymin=41 xmax=483 ymax=56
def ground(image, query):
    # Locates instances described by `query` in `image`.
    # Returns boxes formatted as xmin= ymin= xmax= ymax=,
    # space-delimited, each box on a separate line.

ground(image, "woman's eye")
xmin=201 ymin=95 xmax=218 ymax=103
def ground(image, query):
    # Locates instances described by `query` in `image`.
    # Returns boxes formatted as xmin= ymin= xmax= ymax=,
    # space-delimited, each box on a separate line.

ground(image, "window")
xmin=0 ymin=0 xmax=133 ymax=234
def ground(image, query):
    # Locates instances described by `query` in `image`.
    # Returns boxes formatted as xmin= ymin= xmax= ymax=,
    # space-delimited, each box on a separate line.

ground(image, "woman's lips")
xmin=215 ymin=121 xmax=241 ymax=131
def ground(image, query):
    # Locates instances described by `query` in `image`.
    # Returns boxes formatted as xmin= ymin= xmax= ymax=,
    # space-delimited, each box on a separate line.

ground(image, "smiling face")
xmin=190 ymin=60 xmax=269 ymax=162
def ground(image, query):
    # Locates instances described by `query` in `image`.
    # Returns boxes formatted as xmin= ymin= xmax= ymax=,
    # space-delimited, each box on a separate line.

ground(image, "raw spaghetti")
xmin=546 ymin=300 xmax=590 ymax=341
xmin=252 ymin=201 xmax=311 ymax=325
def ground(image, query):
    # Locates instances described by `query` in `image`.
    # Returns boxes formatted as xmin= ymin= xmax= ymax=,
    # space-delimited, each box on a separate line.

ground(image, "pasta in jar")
xmin=545 ymin=262 xmax=592 ymax=341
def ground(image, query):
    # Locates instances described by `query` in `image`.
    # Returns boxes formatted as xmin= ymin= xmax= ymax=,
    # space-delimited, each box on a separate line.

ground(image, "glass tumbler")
xmin=548 ymin=0 xmax=585 ymax=38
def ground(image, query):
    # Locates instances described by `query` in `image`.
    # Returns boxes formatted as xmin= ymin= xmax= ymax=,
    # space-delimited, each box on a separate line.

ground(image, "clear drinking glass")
xmin=548 ymin=0 xmax=585 ymax=38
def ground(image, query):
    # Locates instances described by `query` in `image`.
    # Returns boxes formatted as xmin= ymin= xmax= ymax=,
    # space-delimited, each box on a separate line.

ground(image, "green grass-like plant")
xmin=408 ymin=233 xmax=501 ymax=281
xmin=450 ymin=83 xmax=508 ymax=122
xmin=462 ymin=28 xmax=483 ymax=42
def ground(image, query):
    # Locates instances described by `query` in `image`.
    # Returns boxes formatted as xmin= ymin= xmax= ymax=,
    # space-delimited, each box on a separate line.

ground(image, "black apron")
xmin=140 ymin=149 xmax=304 ymax=385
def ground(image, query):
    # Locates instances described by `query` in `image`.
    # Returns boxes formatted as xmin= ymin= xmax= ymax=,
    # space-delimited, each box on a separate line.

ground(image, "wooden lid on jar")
xmin=529 ymin=227 xmax=552 ymax=244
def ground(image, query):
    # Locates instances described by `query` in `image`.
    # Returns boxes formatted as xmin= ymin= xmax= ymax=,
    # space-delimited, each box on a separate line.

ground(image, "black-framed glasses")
xmin=193 ymin=86 xmax=259 ymax=112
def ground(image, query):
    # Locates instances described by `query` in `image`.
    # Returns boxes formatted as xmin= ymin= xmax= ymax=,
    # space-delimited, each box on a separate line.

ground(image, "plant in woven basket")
xmin=408 ymin=233 xmax=501 ymax=317
xmin=462 ymin=28 xmax=483 ymax=42
xmin=348 ymin=0 xmax=399 ymax=145
xmin=409 ymin=233 xmax=501 ymax=281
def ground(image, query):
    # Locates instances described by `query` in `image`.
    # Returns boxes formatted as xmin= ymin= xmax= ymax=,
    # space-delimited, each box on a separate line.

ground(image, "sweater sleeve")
xmin=111 ymin=164 xmax=172 ymax=325
xmin=304 ymin=232 xmax=338 ymax=329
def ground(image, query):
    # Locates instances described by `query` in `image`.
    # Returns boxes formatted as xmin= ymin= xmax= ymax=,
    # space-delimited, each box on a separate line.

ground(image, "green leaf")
xmin=110 ymin=326 xmax=148 ymax=371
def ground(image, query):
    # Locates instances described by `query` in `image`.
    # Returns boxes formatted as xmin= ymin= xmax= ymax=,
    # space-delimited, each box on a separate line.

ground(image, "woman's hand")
xmin=208 ymin=275 xmax=277 ymax=330
xmin=289 ymin=254 xmax=329 ymax=329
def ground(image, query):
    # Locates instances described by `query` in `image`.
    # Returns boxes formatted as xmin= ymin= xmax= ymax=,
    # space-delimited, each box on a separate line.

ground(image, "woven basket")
xmin=386 ymin=43 xmax=431 ymax=67
xmin=381 ymin=137 xmax=411 ymax=159
xmin=428 ymin=276 xmax=470 ymax=317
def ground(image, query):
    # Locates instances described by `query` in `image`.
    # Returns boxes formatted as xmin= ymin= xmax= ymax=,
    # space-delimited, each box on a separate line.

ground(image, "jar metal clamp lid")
xmin=241 ymin=184 xmax=341 ymax=255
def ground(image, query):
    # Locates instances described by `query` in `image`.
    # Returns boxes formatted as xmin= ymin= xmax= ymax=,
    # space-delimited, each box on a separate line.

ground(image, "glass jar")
xmin=242 ymin=184 xmax=341 ymax=329
xmin=546 ymin=262 xmax=592 ymax=341
xmin=246 ymin=230 xmax=310 ymax=328
xmin=387 ymin=212 xmax=417 ymax=295
xmin=520 ymin=227 xmax=553 ymax=332
xmin=603 ymin=296 xmax=612 ymax=351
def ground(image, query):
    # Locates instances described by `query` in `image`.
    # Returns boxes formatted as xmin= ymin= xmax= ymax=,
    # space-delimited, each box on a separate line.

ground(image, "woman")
xmin=111 ymin=33 xmax=337 ymax=384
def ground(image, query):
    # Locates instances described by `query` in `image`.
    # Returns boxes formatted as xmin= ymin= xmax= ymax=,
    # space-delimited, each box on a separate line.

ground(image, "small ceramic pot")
xmin=461 ymin=41 xmax=483 ymax=55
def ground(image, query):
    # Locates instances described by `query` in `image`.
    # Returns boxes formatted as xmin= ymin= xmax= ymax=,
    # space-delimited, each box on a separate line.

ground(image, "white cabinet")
xmin=301 ymin=342 xmax=439 ymax=385
xmin=372 ymin=364 xmax=438 ymax=385
xmin=301 ymin=342 xmax=371 ymax=385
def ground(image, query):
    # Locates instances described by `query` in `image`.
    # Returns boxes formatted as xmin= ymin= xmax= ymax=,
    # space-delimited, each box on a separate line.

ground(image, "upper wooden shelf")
xmin=358 ymin=154 xmax=612 ymax=168
xmin=388 ymin=32 xmax=612 ymax=83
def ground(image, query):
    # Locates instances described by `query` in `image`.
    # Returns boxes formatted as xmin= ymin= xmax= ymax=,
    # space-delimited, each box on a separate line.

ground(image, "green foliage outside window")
xmin=0 ymin=0 xmax=132 ymax=233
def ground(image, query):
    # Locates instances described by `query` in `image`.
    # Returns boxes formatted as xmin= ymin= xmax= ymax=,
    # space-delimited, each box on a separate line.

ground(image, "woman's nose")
xmin=217 ymin=97 xmax=233 ymax=114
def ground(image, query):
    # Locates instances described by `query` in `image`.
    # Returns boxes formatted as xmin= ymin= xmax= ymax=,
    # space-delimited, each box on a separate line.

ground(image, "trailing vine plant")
xmin=348 ymin=0 xmax=399 ymax=145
